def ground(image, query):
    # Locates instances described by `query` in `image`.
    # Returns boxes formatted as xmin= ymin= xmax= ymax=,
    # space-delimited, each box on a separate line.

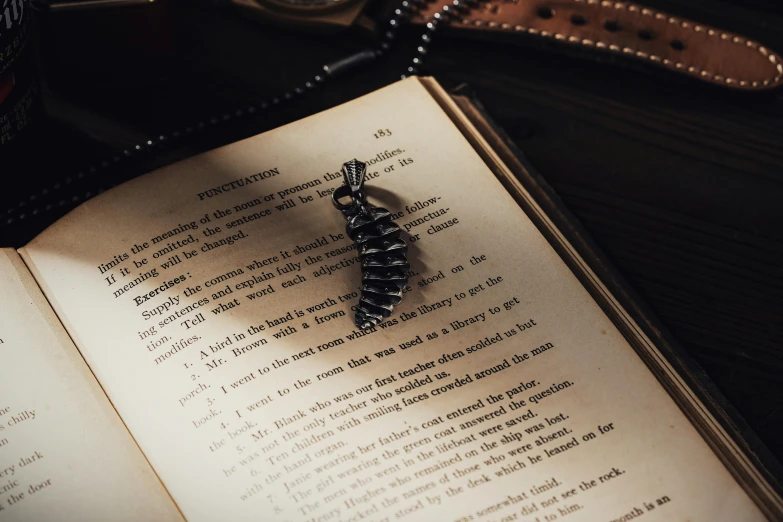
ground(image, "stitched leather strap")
xmin=410 ymin=0 xmax=783 ymax=89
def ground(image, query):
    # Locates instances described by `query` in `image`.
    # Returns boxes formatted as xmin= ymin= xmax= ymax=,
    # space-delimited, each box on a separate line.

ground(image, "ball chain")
xmin=4 ymin=0 xmax=480 ymax=226
xmin=402 ymin=0 xmax=479 ymax=78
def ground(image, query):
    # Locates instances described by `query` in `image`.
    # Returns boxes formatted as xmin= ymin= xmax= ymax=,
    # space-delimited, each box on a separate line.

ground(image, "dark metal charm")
xmin=333 ymin=159 xmax=409 ymax=329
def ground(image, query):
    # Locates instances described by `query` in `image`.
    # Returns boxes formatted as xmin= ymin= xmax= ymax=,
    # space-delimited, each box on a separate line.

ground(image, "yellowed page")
xmin=0 ymin=249 xmax=184 ymax=522
xmin=20 ymin=78 xmax=764 ymax=521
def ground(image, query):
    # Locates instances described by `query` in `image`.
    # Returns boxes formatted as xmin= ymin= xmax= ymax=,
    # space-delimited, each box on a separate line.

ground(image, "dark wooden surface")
xmin=1 ymin=0 xmax=781 ymax=460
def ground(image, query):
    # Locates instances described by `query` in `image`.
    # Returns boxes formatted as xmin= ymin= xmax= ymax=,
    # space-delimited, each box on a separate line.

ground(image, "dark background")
xmin=1 ymin=0 xmax=781 ymax=462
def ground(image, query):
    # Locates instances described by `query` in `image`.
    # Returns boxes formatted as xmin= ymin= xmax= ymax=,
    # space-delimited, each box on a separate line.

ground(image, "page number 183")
xmin=374 ymin=129 xmax=392 ymax=139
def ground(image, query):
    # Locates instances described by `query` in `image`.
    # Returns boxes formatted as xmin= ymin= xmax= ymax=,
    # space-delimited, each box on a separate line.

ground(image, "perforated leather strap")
xmin=410 ymin=0 xmax=783 ymax=90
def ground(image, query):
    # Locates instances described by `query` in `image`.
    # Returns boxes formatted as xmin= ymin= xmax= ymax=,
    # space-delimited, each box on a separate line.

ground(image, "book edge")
xmin=14 ymin=245 xmax=188 ymax=521
xmin=417 ymin=77 xmax=783 ymax=517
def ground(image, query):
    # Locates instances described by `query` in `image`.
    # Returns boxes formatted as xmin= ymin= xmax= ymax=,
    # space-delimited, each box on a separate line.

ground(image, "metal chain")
xmin=401 ymin=0 xmax=478 ymax=78
xmin=4 ymin=0 xmax=476 ymax=226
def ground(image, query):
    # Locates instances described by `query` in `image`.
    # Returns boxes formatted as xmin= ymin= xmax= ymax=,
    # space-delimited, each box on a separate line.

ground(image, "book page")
xmin=21 ymin=78 xmax=765 ymax=522
xmin=0 ymin=249 xmax=184 ymax=522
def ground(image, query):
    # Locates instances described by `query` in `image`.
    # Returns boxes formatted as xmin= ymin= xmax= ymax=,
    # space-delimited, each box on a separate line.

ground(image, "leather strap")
xmin=410 ymin=0 xmax=783 ymax=90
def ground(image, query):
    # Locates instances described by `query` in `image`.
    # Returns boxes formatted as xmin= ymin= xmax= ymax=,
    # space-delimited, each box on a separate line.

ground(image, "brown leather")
xmin=410 ymin=0 xmax=783 ymax=90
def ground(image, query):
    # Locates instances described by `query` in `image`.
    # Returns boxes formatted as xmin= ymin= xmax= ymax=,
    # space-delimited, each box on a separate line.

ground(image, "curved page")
xmin=0 ymin=250 xmax=183 ymax=522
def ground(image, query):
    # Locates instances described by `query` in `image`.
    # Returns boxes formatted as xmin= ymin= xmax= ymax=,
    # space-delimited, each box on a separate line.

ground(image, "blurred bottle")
xmin=0 ymin=0 xmax=40 ymax=161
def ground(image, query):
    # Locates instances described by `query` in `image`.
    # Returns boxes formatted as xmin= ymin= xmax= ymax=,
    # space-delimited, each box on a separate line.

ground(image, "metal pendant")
xmin=332 ymin=159 xmax=409 ymax=329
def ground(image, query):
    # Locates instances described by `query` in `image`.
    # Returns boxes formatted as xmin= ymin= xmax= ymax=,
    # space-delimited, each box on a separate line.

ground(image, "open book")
xmin=2 ymin=77 xmax=781 ymax=522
